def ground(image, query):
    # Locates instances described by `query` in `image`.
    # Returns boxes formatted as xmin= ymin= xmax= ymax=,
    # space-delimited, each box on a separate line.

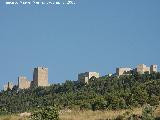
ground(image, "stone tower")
xmin=18 ymin=76 xmax=31 ymax=89
xmin=136 ymin=64 xmax=150 ymax=74
xmin=150 ymin=64 xmax=158 ymax=73
xmin=33 ymin=67 xmax=48 ymax=87
xmin=3 ymin=82 xmax=14 ymax=91
xmin=78 ymin=72 xmax=99 ymax=84
xmin=116 ymin=67 xmax=132 ymax=76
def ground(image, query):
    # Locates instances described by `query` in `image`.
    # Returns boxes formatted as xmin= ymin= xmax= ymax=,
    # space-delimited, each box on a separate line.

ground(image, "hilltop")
xmin=0 ymin=72 xmax=160 ymax=114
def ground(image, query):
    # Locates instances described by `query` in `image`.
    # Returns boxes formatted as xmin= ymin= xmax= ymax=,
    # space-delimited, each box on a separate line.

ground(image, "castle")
xmin=78 ymin=64 xmax=158 ymax=84
xmin=4 ymin=82 xmax=14 ymax=91
xmin=18 ymin=76 xmax=31 ymax=89
xmin=3 ymin=64 xmax=159 ymax=90
xmin=78 ymin=72 xmax=100 ymax=83
xmin=4 ymin=67 xmax=49 ymax=90
xmin=33 ymin=67 xmax=48 ymax=87
xmin=116 ymin=64 xmax=158 ymax=76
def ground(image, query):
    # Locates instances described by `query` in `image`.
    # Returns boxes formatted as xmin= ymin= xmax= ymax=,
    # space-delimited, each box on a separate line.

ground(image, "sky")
xmin=0 ymin=0 xmax=160 ymax=90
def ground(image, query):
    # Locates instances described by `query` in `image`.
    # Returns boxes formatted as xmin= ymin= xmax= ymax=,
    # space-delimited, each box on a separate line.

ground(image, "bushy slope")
xmin=0 ymin=72 xmax=160 ymax=114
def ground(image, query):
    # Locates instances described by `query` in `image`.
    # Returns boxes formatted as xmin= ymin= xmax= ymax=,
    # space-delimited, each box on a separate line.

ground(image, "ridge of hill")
xmin=0 ymin=72 xmax=160 ymax=114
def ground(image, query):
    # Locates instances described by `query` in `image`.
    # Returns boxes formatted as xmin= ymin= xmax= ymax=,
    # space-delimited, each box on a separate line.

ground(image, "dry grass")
xmin=1 ymin=106 xmax=160 ymax=120
xmin=0 ymin=115 xmax=28 ymax=120
xmin=59 ymin=108 xmax=142 ymax=120
xmin=154 ymin=106 xmax=160 ymax=118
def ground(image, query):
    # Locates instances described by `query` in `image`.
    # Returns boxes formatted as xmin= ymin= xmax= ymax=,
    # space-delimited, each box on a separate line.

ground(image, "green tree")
xmin=148 ymin=95 xmax=159 ymax=106
xmin=132 ymin=85 xmax=149 ymax=106
xmin=142 ymin=104 xmax=155 ymax=120
xmin=30 ymin=106 xmax=59 ymax=120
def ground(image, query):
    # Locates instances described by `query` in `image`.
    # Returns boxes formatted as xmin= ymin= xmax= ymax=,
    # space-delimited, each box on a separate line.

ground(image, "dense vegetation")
xmin=0 ymin=72 xmax=160 ymax=114
xmin=30 ymin=106 xmax=59 ymax=120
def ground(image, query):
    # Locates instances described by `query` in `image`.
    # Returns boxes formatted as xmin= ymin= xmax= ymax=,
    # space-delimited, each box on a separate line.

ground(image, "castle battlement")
xmin=78 ymin=72 xmax=100 ymax=84
xmin=116 ymin=64 xmax=158 ymax=76
xmin=3 ymin=66 xmax=49 ymax=91
xmin=3 ymin=64 xmax=159 ymax=90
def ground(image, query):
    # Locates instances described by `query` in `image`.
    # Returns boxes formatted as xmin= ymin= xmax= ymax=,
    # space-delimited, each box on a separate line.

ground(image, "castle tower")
xmin=136 ymin=64 xmax=150 ymax=74
xmin=78 ymin=72 xmax=99 ymax=84
xmin=150 ymin=64 xmax=158 ymax=73
xmin=33 ymin=67 xmax=48 ymax=87
xmin=116 ymin=67 xmax=132 ymax=76
xmin=18 ymin=76 xmax=31 ymax=89
xmin=3 ymin=82 xmax=14 ymax=91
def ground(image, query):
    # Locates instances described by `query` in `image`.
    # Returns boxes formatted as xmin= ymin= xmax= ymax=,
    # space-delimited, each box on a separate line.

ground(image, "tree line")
xmin=0 ymin=72 xmax=160 ymax=114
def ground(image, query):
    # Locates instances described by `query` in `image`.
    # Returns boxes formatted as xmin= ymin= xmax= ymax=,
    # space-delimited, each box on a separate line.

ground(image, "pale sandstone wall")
xmin=78 ymin=72 xmax=99 ymax=83
xmin=116 ymin=68 xmax=132 ymax=76
xmin=18 ymin=76 xmax=31 ymax=89
xmin=137 ymin=64 xmax=150 ymax=74
xmin=33 ymin=67 xmax=48 ymax=87
xmin=150 ymin=64 xmax=158 ymax=73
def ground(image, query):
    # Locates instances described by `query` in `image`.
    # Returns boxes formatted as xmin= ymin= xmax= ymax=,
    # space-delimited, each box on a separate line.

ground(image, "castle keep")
xmin=33 ymin=67 xmax=48 ymax=87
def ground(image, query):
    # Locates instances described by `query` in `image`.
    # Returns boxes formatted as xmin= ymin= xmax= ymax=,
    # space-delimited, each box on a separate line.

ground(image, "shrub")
xmin=115 ymin=115 xmax=125 ymax=120
xmin=142 ymin=104 xmax=155 ymax=120
xmin=30 ymin=106 xmax=59 ymax=120
xmin=0 ymin=108 xmax=8 ymax=115
xmin=80 ymin=103 xmax=92 ymax=110
xmin=148 ymin=95 xmax=159 ymax=106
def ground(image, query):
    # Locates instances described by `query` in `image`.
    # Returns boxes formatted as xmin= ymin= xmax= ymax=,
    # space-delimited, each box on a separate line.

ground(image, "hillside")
xmin=0 ymin=72 xmax=160 ymax=114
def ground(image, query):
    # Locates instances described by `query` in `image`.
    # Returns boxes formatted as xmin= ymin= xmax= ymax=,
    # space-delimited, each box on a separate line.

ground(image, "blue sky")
xmin=0 ymin=0 xmax=160 ymax=90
